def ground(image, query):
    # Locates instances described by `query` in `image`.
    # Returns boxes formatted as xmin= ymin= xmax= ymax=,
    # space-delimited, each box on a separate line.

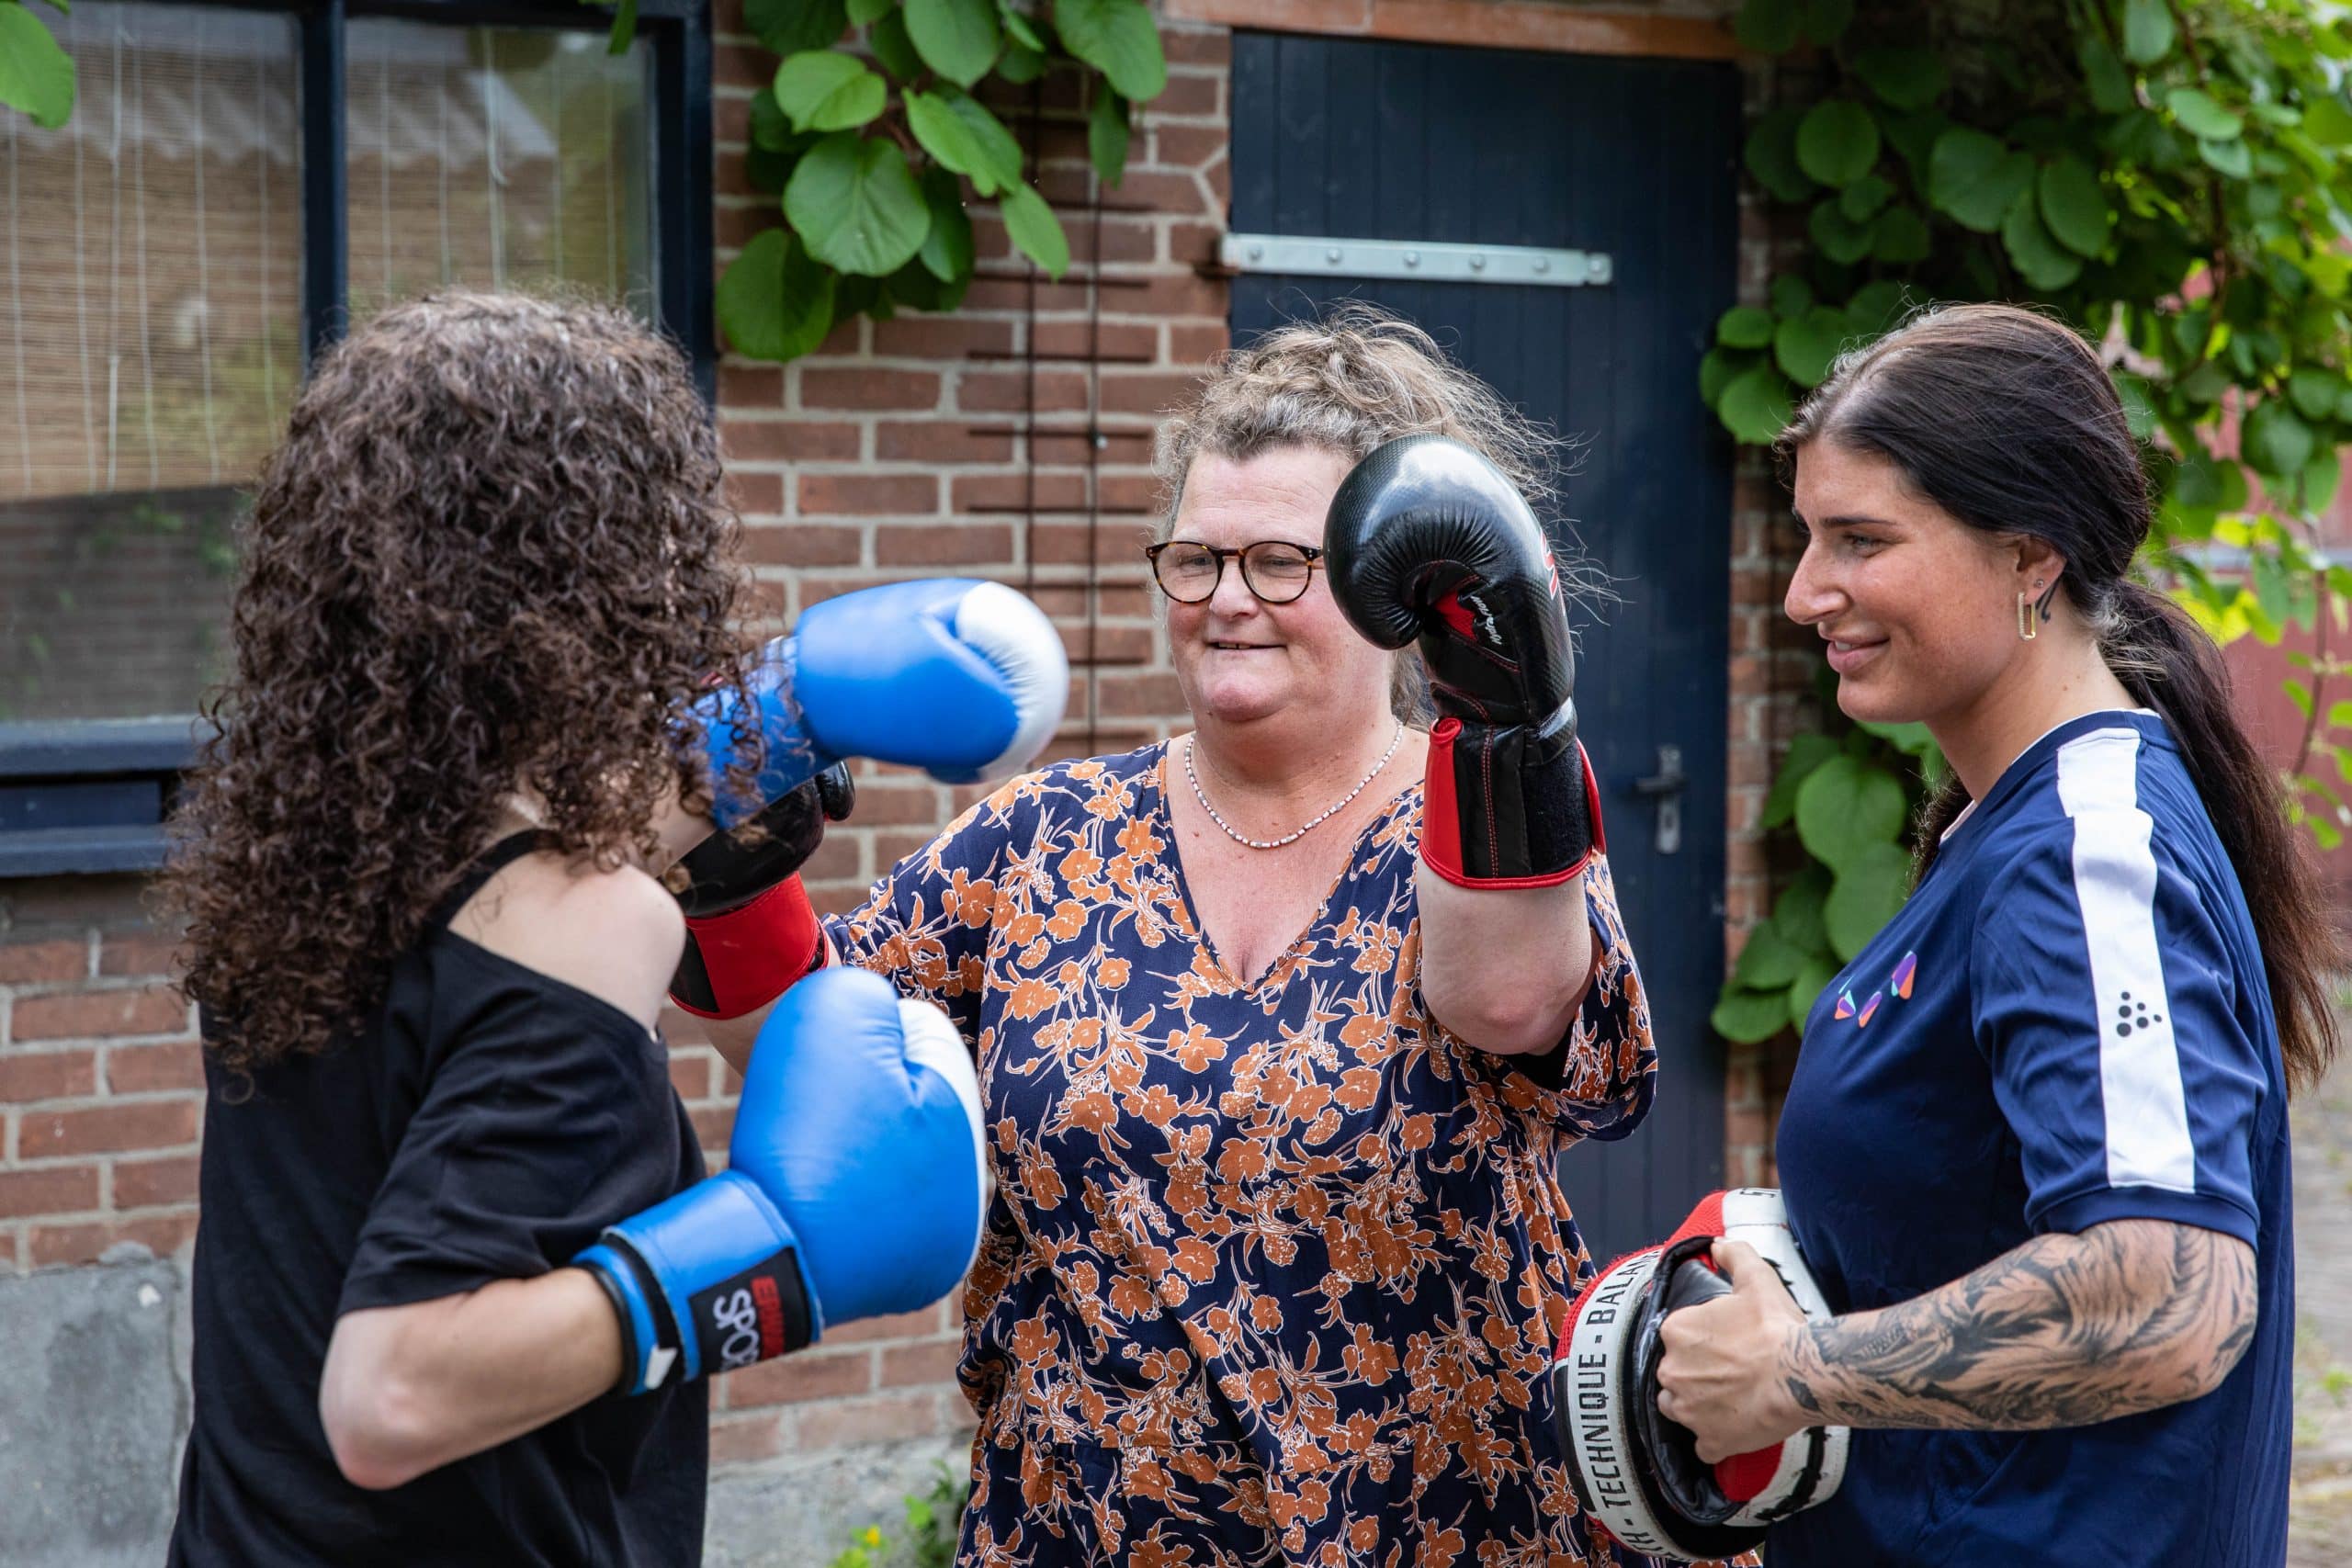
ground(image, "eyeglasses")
xmin=1144 ymin=540 xmax=1325 ymax=605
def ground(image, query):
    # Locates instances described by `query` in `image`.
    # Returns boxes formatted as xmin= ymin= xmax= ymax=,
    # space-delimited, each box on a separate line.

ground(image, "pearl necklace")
xmin=1184 ymin=725 xmax=1405 ymax=851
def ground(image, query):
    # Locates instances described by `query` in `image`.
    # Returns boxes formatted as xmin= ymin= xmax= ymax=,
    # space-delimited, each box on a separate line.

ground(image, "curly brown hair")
xmin=167 ymin=292 xmax=752 ymax=1073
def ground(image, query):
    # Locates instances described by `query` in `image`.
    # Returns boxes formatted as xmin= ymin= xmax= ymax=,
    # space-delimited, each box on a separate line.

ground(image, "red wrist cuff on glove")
xmin=671 ymin=874 xmax=829 ymax=1021
xmin=1420 ymin=721 xmax=1606 ymax=890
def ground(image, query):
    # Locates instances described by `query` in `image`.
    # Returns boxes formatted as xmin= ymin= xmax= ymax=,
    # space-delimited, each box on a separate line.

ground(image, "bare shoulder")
xmin=449 ymin=852 xmax=684 ymax=1032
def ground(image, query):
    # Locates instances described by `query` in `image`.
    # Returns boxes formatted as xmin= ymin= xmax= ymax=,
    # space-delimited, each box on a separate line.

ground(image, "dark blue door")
xmin=1229 ymin=31 xmax=1741 ymax=1262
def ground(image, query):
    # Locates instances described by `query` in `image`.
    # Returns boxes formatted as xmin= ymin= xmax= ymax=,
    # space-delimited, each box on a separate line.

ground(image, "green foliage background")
xmin=1710 ymin=0 xmax=2352 ymax=1044
xmin=714 ymin=0 xmax=1166 ymax=360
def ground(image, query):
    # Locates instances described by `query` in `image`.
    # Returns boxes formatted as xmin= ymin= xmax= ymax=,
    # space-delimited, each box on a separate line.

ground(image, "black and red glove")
xmin=1324 ymin=433 xmax=1603 ymax=888
xmin=667 ymin=763 xmax=853 ymax=1020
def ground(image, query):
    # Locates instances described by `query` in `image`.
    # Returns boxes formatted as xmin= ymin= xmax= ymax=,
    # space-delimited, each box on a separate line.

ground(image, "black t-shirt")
xmin=168 ymin=833 xmax=709 ymax=1567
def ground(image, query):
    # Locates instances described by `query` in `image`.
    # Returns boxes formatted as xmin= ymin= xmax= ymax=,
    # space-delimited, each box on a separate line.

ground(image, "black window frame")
xmin=0 ymin=0 xmax=714 ymax=879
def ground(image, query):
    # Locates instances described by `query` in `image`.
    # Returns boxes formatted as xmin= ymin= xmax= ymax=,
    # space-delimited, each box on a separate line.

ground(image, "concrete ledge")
xmin=706 ymin=1432 xmax=974 ymax=1566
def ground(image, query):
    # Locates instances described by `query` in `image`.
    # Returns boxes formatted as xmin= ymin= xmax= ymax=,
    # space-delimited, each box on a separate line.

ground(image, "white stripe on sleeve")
xmin=2053 ymin=727 xmax=2197 ymax=1194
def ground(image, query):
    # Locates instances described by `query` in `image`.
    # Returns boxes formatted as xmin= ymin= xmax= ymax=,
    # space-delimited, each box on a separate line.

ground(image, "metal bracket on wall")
xmin=1216 ymin=232 xmax=1613 ymax=288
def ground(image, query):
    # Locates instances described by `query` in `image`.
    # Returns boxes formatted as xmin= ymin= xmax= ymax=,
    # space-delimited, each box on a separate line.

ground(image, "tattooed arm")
xmin=1655 ymin=1219 xmax=2256 ymax=1462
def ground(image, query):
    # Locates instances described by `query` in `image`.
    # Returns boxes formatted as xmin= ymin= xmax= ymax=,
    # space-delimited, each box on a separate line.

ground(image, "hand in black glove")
xmin=1324 ymin=434 xmax=1601 ymax=886
xmin=668 ymin=763 xmax=854 ymax=1019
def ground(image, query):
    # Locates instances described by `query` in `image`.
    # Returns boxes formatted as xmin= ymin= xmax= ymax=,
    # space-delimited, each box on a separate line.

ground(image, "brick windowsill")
xmin=1162 ymin=0 xmax=1741 ymax=61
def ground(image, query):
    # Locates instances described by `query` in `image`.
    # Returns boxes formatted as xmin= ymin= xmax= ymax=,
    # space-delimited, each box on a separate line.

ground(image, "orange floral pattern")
xmin=834 ymin=744 xmax=1663 ymax=1565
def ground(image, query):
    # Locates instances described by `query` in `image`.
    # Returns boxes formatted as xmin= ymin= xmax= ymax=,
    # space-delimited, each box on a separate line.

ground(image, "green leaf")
xmin=606 ymin=0 xmax=639 ymax=54
xmin=1717 ymin=306 xmax=1777 ymax=350
xmin=1711 ymin=986 xmax=1793 ymax=1044
xmin=716 ymin=228 xmax=838 ymax=362
xmin=1718 ymin=362 xmax=1795 ymax=446
xmin=1699 ymin=346 xmax=1745 ymax=408
xmin=750 ymin=87 xmax=793 ymax=151
xmin=1790 ymin=954 xmax=1839 ymax=1030
xmin=1808 ymin=198 xmax=1873 ymax=265
xmin=904 ymin=89 xmax=1023 ymax=196
xmin=1838 ymin=175 xmax=1894 ymax=222
xmin=746 ymin=0 xmax=849 ymax=55
xmin=995 ymin=39 xmax=1045 ymax=82
xmin=1850 ymin=48 xmax=1946 ymax=112
xmin=2198 ymin=135 xmax=2252 ymax=178
xmin=999 ymin=2 xmax=1045 ymax=50
xmin=1795 ymin=754 xmax=1908 ymax=872
xmin=1735 ymin=0 xmax=1801 ymax=54
xmin=2036 ymin=156 xmax=2110 ymax=257
xmin=2302 ymin=452 xmax=2342 ymax=516
xmin=1089 ymin=86 xmax=1130 ymax=187
xmin=1744 ymin=107 xmax=1818 ymax=203
xmin=2121 ymin=0 xmax=2175 ymax=65
xmin=905 ymin=0 xmax=1001 ymax=87
xmin=1763 ymin=733 xmax=1841 ymax=829
xmin=1929 ymin=129 xmax=2034 ymax=232
xmin=2304 ymin=94 xmax=2352 ymax=147
xmin=848 ymin=0 xmax=895 ymax=18
xmin=786 ymin=133 xmax=933 ymax=276
xmin=917 ymin=167 xmax=974 ymax=283
xmin=1881 ymin=107 xmax=1949 ymax=189
xmin=2078 ymin=34 xmax=2133 ymax=115
xmin=1870 ymin=205 xmax=1931 ymax=264
xmin=886 ymin=254 xmax=970 ymax=313
xmin=999 ymin=181 xmax=1069 ymax=276
xmin=0 ymin=3 xmax=75 ymax=129
xmin=868 ymin=8 xmax=921 ymax=78
xmin=2166 ymin=86 xmax=2243 ymax=141
xmin=1845 ymin=279 xmax=1909 ymax=337
xmin=1053 ymin=0 xmax=1166 ymax=102
xmin=1795 ymin=100 xmax=1880 ymax=188
xmin=1734 ymin=919 xmax=1807 ymax=990
xmin=1825 ymin=841 xmax=1913 ymax=961
xmin=1775 ymin=305 xmax=1852 ymax=389
xmin=2244 ymin=400 xmax=2316 ymax=480
xmin=1770 ymin=274 xmax=1815 ymax=319
xmin=2290 ymin=368 xmax=2341 ymax=422
xmin=1802 ymin=0 xmax=1851 ymax=46
xmin=2000 ymin=192 xmax=2083 ymax=290
xmin=1774 ymin=863 xmax=1835 ymax=955
xmin=773 ymin=51 xmax=886 ymax=132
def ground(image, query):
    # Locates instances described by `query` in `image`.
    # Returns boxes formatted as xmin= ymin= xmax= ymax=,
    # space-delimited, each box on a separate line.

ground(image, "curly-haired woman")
xmin=695 ymin=306 xmax=1676 ymax=1565
xmin=161 ymin=293 xmax=1027 ymax=1567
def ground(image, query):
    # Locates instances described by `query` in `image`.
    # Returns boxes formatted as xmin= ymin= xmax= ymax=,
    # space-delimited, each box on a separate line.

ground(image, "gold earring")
xmin=2018 ymin=582 xmax=2042 ymax=641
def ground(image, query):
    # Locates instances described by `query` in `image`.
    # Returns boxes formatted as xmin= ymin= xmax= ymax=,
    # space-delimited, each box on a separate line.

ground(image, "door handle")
xmin=1632 ymin=744 xmax=1687 ymax=856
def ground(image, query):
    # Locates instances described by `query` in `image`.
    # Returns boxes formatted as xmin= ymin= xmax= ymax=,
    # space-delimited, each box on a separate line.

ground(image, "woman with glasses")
xmin=697 ymin=304 xmax=1665 ymax=1565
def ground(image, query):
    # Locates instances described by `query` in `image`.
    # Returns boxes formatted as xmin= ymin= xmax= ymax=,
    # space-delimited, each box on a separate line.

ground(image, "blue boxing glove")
xmin=575 ymin=967 xmax=988 ymax=1393
xmin=699 ymin=578 xmax=1069 ymax=829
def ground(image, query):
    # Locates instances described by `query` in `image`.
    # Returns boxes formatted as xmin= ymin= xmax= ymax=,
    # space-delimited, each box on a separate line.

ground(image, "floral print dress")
xmin=831 ymin=742 xmax=1661 ymax=1567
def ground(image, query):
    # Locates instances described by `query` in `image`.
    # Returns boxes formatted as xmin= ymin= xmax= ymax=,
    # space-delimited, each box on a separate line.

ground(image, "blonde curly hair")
xmin=1153 ymin=302 xmax=1577 ymax=719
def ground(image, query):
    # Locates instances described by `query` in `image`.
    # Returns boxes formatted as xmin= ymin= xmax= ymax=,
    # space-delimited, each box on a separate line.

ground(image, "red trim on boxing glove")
xmin=670 ymin=874 xmax=829 ymax=1021
xmin=1419 ymin=720 xmax=1607 ymax=890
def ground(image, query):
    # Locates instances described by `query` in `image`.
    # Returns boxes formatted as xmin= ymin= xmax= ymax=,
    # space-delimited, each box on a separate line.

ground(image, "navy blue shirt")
xmin=1772 ymin=711 xmax=2290 ymax=1567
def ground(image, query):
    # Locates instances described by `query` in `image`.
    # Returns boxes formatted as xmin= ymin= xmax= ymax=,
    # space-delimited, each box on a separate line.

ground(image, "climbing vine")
xmin=1709 ymin=0 xmax=2352 ymax=1043
xmin=712 ymin=0 xmax=1166 ymax=360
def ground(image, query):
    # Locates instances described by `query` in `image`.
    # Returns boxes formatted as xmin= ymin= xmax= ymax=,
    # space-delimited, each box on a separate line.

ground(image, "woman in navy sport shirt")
xmin=1651 ymin=303 xmax=2335 ymax=1567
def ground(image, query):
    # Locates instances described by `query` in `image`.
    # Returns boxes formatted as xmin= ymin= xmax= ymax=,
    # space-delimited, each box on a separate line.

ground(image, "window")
xmin=0 ymin=0 xmax=711 ymax=875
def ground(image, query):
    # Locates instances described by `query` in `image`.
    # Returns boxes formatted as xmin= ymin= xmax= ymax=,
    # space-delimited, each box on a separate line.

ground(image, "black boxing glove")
xmin=1324 ymin=433 xmax=1602 ymax=887
xmin=667 ymin=763 xmax=854 ymax=1020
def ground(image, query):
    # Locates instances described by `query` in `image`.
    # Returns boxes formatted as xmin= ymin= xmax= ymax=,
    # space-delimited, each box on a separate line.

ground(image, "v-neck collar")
xmin=1148 ymin=741 xmax=1420 ymax=996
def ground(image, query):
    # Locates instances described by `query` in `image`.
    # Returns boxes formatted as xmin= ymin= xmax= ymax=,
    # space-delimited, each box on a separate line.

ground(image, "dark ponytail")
xmin=1783 ymin=303 xmax=2340 ymax=1097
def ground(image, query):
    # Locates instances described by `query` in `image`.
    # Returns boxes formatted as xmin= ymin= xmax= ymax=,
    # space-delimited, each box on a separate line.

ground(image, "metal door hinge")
xmin=1216 ymin=233 xmax=1613 ymax=288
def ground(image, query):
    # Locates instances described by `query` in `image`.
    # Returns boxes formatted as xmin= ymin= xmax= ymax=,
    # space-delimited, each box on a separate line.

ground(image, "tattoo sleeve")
xmin=1782 ymin=1219 xmax=2256 ymax=1431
